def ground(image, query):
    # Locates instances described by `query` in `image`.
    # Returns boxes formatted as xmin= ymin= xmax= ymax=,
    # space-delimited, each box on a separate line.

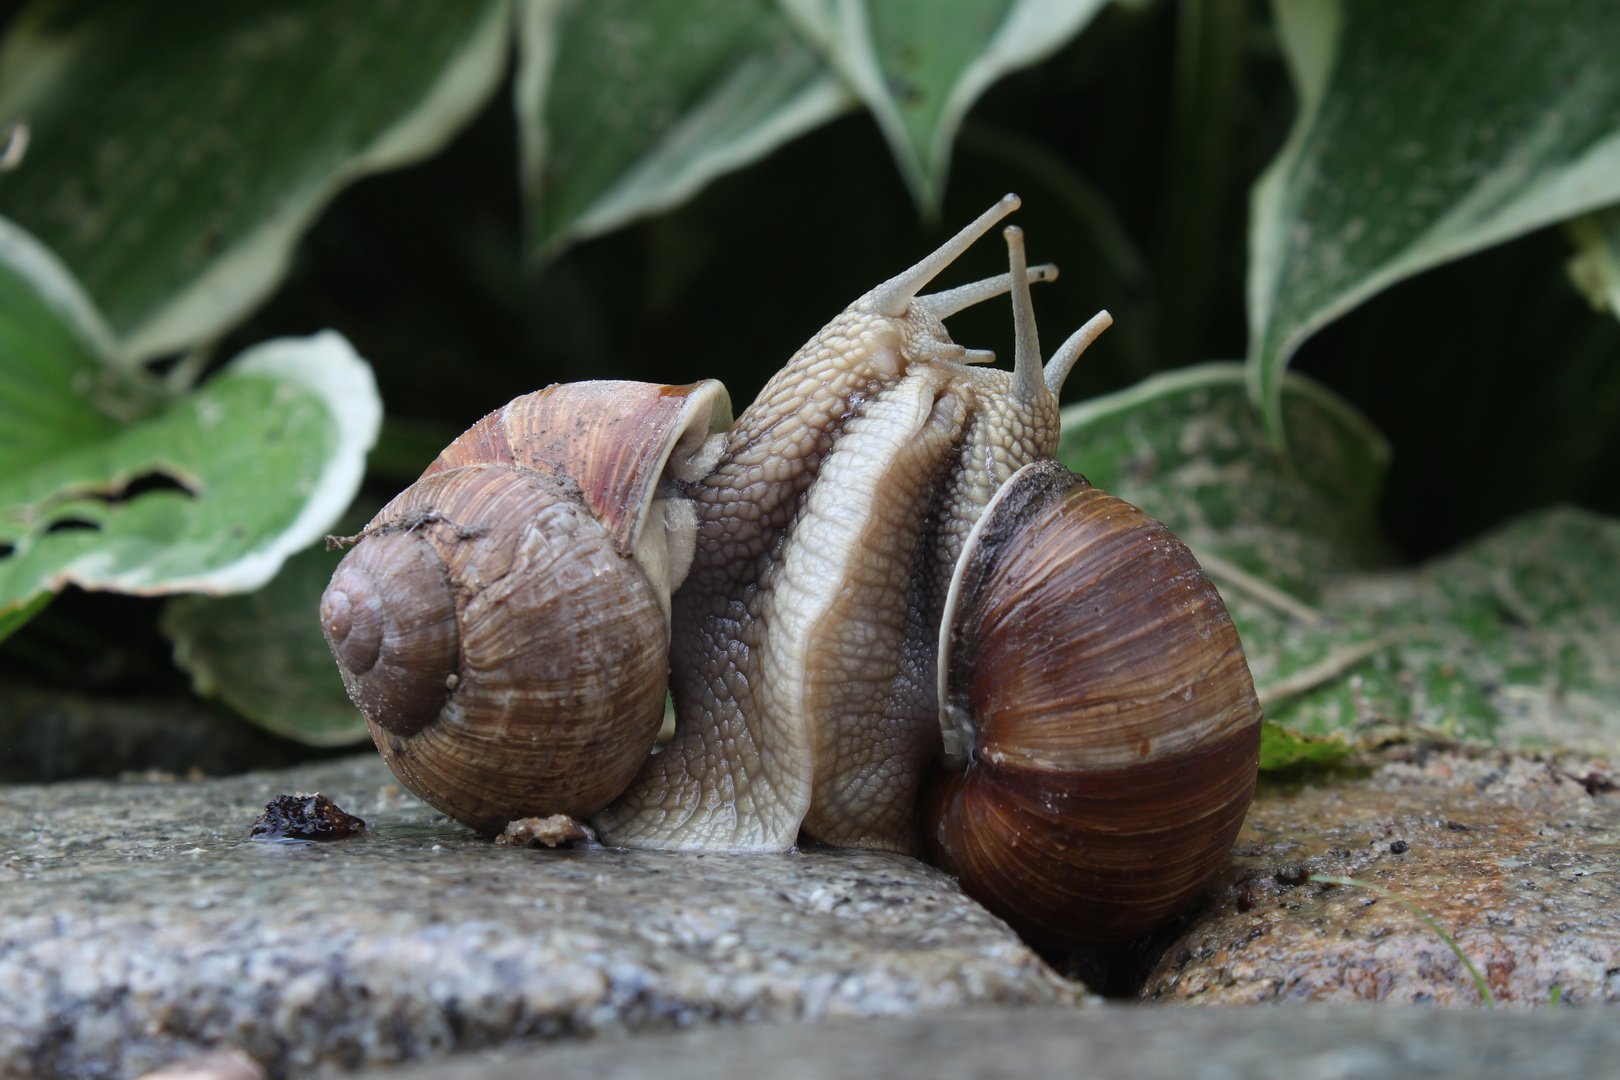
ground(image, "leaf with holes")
xmin=161 ymin=543 xmax=368 ymax=747
xmin=519 ymin=0 xmax=853 ymax=258
xmin=0 ymin=216 xmax=381 ymax=637
xmin=0 ymin=330 xmax=380 ymax=626
xmin=780 ymin=0 xmax=1106 ymax=215
xmin=0 ymin=0 xmax=510 ymax=362
xmin=1248 ymin=0 xmax=1620 ymax=444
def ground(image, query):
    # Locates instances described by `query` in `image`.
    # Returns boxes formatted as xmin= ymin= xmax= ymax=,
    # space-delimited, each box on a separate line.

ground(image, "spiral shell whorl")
xmin=323 ymin=464 xmax=671 ymax=833
xmin=322 ymin=531 xmax=458 ymax=738
xmin=926 ymin=460 xmax=1262 ymax=947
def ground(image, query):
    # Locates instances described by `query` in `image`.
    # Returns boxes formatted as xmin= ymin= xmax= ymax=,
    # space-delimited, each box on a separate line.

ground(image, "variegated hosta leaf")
xmin=1249 ymin=0 xmax=1620 ymax=444
xmin=1232 ymin=508 xmax=1620 ymax=762
xmin=518 ymin=0 xmax=853 ymax=257
xmin=1058 ymin=362 xmax=1391 ymax=599
xmin=0 ymin=216 xmax=381 ymax=637
xmin=1060 ymin=363 xmax=1620 ymax=764
xmin=0 ymin=0 xmax=510 ymax=362
xmin=780 ymin=0 xmax=1107 ymax=215
xmin=0 ymin=331 xmax=381 ymax=622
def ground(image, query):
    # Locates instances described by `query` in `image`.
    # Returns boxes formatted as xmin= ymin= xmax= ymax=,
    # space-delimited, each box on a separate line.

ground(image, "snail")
xmin=319 ymin=378 xmax=729 ymax=833
xmin=321 ymin=195 xmax=1263 ymax=947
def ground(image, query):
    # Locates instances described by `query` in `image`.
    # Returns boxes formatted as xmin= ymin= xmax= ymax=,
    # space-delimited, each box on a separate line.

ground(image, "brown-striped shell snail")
xmin=320 ymin=195 xmax=1263 ymax=948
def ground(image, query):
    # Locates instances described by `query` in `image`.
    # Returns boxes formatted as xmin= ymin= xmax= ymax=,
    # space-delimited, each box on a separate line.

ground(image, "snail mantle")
xmin=321 ymin=195 xmax=1264 ymax=949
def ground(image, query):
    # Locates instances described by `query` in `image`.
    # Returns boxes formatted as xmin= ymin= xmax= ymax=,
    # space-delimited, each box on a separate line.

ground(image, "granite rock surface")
xmin=363 ymin=1004 xmax=1620 ymax=1080
xmin=8 ymin=744 xmax=1620 ymax=1080
xmin=1145 ymin=749 xmax=1620 ymax=1005
xmin=0 ymin=755 xmax=1079 ymax=1080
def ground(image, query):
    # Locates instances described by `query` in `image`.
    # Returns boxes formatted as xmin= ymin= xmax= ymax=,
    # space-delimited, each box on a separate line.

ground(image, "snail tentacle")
xmin=1043 ymin=310 xmax=1114 ymax=397
xmin=1002 ymin=225 xmax=1047 ymax=411
xmin=864 ymin=193 xmax=1021 ymax=317
xmin=915 ymin=262 xmax=1058 ymax=319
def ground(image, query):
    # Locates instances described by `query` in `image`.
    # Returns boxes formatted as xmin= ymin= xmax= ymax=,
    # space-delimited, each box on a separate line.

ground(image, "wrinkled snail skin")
xmin=320 ymin=380 xmax=729 ymax=833
xmin=595 ymin=196 xmax=1072 ymax=853
xmin=322 ymin=194 xmax=1264 ymax=947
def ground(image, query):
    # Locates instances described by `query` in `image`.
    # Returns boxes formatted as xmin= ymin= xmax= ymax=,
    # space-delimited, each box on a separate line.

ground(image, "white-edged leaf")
xmin=1249 ymin=0 xmax=1620 ymax=443
xmin=179 ymin=333 xmax=381 ymax=594
xmin=519 ymin=0 xmax=853 ymax=257
xmin=1058 ymin=362 xmax=1391 ymax=596
xmin=780 ymin=0 xmax=1106 ymax=215
xmin=0 ymin=0 xmax=511 ymax=362
xmin=0 ymin=330 xmax=381 ymax=621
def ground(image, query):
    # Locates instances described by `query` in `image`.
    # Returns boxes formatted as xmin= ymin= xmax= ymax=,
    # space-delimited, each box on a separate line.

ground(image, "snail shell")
xmin=925 ymin=460 xmax=1261 ymax=947
xmin=321 ymin=380 xmax=729 ymax=832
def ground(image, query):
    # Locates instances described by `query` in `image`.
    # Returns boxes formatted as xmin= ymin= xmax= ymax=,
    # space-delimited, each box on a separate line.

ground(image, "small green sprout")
xmin=1308 ymin=873 xmax=1495 ymax=1007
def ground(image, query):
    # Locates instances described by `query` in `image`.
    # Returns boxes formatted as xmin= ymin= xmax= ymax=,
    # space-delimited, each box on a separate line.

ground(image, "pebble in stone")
xmin=497 ymin=815 xmax=593 ymax=849
xmin=0 ymin=755 xmax=1081 ymax=1080
xmin=135 ymin=1050 xmax=268 ymax=1080
xmin=1144 ymin=749 xmax=1620 ymax=1005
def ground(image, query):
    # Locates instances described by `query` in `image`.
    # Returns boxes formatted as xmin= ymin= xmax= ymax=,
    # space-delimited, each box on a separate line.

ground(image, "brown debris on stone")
xmin=249 ymin=792 xmax=366 ymax=841
xmin=498 ymin=814 xmax=594 ymax=848
xmin=1144 ymin=749 xmax=1620 ymax=1006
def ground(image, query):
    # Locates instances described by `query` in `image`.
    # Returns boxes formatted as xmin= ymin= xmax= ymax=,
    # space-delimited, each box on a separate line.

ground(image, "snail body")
xmin=322 ymin=195 xmax=1262 ymax=945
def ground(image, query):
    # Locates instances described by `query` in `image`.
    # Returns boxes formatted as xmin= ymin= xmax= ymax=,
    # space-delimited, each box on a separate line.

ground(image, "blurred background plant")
xmin=2 ymin=0 xmax=1617 ymax=780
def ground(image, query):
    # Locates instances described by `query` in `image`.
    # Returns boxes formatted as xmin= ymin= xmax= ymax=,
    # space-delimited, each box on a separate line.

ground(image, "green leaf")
xmin=1059 ymin=365 xmax=1620 ymax=760
xmin=161 ymin=543 xmax=368 ymax=747
xmin=0 ymin=0 xmax=511 ymax=362
xmin=1249 ymin=0 xmax=1620 ymax=444
xmin=780 ymin=0 xmax=1107 ymax=215
xmin=1565 ymin=206 xmax=1620 ymax=320
xmin=1258 ymin=719 xmax=1351 ymax=770
xmin=0 ymin=329 xmax=382 ymax=624
xmin=518 ymin=0 xmax=853 ymax=257
xmin=0 ymin=217 xmax=126 ymax=477
xmin=1234 ymin=508 xmax=1620 ymax=758
xmin=0 ymin=588 xmax=52 ymax=641
xmin=1057 ymin=361 xmax=1391 ymax=598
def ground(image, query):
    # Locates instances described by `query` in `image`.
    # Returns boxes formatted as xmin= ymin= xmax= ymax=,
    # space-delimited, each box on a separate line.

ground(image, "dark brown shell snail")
xmin=321 ymin=195 xmax=1263 ymax=947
